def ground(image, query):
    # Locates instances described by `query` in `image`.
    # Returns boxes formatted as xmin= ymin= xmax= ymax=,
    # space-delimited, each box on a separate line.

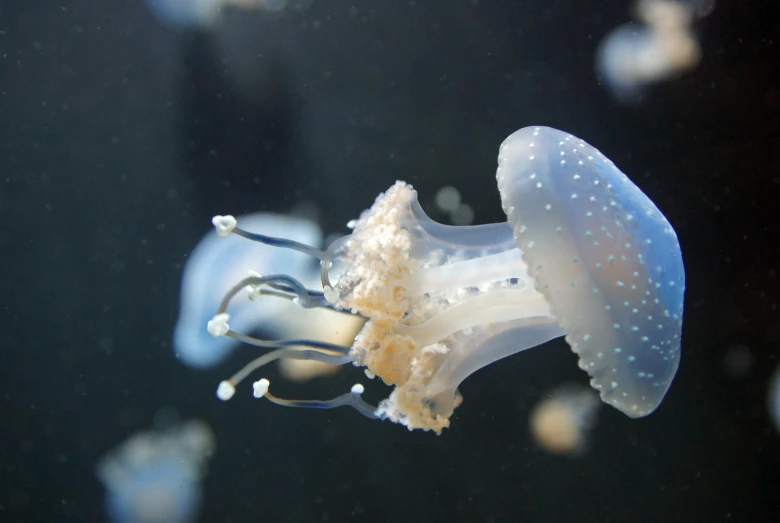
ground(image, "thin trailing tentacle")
xmin=232 ymin=226 xmax=326 ymax=260
xmin=216 ymin=347 xmax=353 ymax=401
xmin=218 ymin=274 xmax=330 ymax=312
xmin=211 ymin=214 xmax=342 ymax=299
xmin=224 ymin=330 xmax=351 ymax=354
xmin=253 ymin=379 xmax=379 ymax=419
xmin=207 ymin=272 xmax=357 ymax=400
xmin=209 ymin=214 xmax=374 ymax=421
xmin=245 ymin=277 xmax=365 ymax=319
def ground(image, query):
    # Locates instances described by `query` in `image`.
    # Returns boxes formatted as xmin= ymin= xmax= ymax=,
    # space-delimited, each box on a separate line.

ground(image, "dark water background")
xmin=1 ymin=0 xmax=778 ymax=521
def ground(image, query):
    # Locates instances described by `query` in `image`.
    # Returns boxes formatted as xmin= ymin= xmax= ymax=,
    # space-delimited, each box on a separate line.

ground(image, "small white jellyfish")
xmin=206 ymin=126 xmax=686 ymax=434
xmin=96 ymin=420 xmax=215 ymax=523
xmin=769 ymin=364 xmax=780 ymax=434
xmin=596 ymin=0 xmax=712 ymax=101
xmin=450 ymin=202 xmax=475 ymax=226
xmin=435 ymin=186 xmax=462 ymax=213
xmin=434 ymin=186 xmax=475 ymax=225
xmin=173 ymin=212 xmax=363 ymax=369
xmin=530 ymin=385 xmax=601 ymax=455
xmin=143 ymin=0 xmax=315 ymax=28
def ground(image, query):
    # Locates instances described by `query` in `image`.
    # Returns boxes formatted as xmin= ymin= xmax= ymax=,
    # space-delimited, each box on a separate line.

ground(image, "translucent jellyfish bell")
xmin=96 ymin=421 xmax=215 ymax=523
xmin=208 ymin=126 xmax=685 ymax=434
xmin=497 ymin=126 xmax=685 ymax=416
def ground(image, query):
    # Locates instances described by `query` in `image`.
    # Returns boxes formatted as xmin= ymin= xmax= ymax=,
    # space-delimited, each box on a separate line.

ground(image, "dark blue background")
xmin=1 ymin=1 xmax=778 ymax=521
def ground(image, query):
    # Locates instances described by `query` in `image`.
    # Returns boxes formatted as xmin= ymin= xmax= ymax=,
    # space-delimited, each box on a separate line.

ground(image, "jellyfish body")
xmin=769 ymin=364 xmax=780 ymax=434
xmin=143 ymin=0 xmax=223 ymax=28
xmin=96 ymin=421 xmax=215 ymax=523
xmin=143 ymin=0 xmax=315 ymax=28
xmin=530 ymin=385 xmax=601 ymax=455
xmin=209 ymin=126 xmax=685 ymax=434
xmin=173 ymin=212 xmax=324 ymax=368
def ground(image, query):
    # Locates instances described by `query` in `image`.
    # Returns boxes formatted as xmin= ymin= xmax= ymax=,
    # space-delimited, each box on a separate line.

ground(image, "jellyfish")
xmin=207 ymin=125 xmax=686 ymax=434
xmin=143 ymin=0 xmax=224 ymax=27
xmin=96 ymin=421 xmax=215 ymax=523
xmin=530 ymin=385 xmax=601 ymax=455
xmin=433 ymin=186 xmax=475 ymax=225
xmin=769 ymin=364 xmax=780 ymax=434
xmin=596 ymin=0 xmax=711 ymax=101
xmin=173 ymin=211 xmax=362 ymax=370
xmin=277 ymin=356 xmax=344 ymax=382
xmin=143 ymin=0 xmax=314 ymax=28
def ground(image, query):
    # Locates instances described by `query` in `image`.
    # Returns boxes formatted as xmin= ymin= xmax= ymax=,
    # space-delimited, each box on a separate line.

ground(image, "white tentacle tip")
xmin=217 ymin=380 xmax=235 ymax=401
xmin=253 ymin=379 xmax=270 ymax=398
xmin=246 ymin=270 xmax=263 ymax=300
xmin=350 ymin=383 xmax=365 ymax=395
xmin=207 ymin=313 xmax=230 ymax=337
xmin=212 ymin=215 xmax=237 ymax=237
xmin=323 ymin=285 xmax=339 ymax=304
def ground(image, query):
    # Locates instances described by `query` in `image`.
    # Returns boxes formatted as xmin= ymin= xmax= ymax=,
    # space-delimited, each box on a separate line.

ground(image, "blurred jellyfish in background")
xmin=769 ymin=364 xmax=780 ymax=434
xmin=96 ymin=421 xmax=215 ymax=523
xmin=434 ymin=186 xmax=475 ymax=226
xmin=530 ymin=385 xmax=601 ymax=456
xmin=174 ymin=212 xmax=319 ymax=368
xmin=721 ymin=343 xmax=755 ymax=380
xmin=596 ymin=0 xmax=715 ymax=101
xmin=277 ymin=356 xmax=343 ymax=382
xmin=173 ymin=212 xmax=363 ymax=371
xmin=143 ymin=0 xmax=315 ymax=29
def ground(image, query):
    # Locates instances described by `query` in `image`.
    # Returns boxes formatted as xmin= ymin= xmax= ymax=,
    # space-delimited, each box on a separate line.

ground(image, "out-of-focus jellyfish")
xmin=96 ymin=421 xmax=215 ymax=523
xmin=434 ymin=186 xmax=462 ymax=214
xmin=174 ymin=212 xmax=318 ymax=368
xmin=434 ymin=185 xmax=475 ymax=226
xmin=596 ymin=0 xmax=713 ymax=101
xmin=530 ymin=385 xmax=601 ymax=455
xmin=144 ymin=0 xmax=315 ymax=29
xmin=173 ymin=212 xmax=362 ymax=370
xmin=277 ymin=357 xmax=342 ymax=382
xmin=207 ymin=126 xmax=686 ymax=434
xmin=769 ymin=364 xmax=780 ymax=434
xmin=721 ymin=344 xmax=755 ymax=379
